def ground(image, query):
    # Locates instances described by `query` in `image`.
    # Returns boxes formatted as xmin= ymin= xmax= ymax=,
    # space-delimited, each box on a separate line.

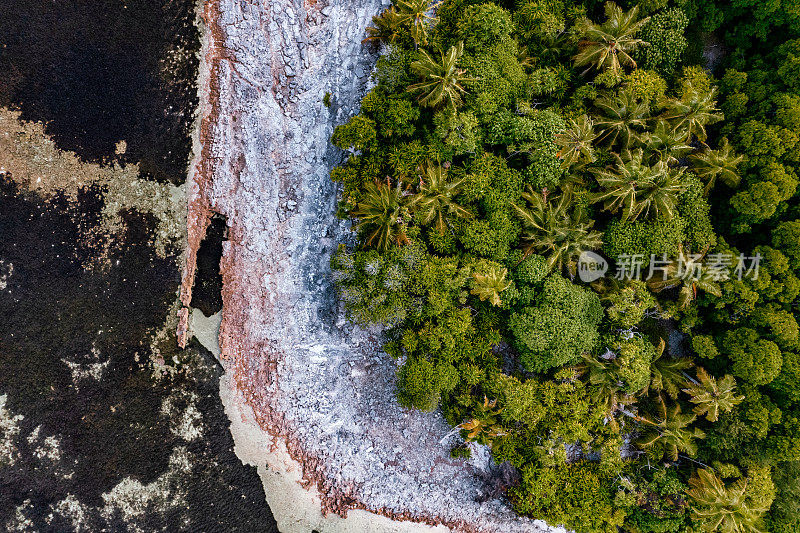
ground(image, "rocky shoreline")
xmin=181 ymin=1 xmax=562 ymax=531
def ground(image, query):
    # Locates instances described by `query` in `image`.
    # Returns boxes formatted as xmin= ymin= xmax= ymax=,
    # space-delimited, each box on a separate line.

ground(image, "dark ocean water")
xmin=0 ymin=1 xmax=279 ymax=531
xmin=0 ymin=0 xmax=198 ymax=184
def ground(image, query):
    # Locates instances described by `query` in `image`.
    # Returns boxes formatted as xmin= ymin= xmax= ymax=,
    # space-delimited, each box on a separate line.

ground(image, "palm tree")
xmin=660 ymin=87 xmax=723 ymax=142
xmin=573 ymin=3 xmax=650 ymax=75
xmin=647 ymin=245 xmax=724 ymax=308
xmin=459 ymin=396 xmax=507 ymax=446
xmin=512 ymin=186 xmax=603 ymax=272
xmin=644 ymin=119 xmax=693 ymax=165
xmin=688 ymin=469 xmax=770 ymax=533
xmin=352 ymin=179 xmax=408 ymax=251
xmin=648 ymin=338 xmax=693 ymax=399
xmin=364 ymin=0 xmax=436 ymax=46
xmin=363 ymin=7 xmax=403 ymax=45
xmin=577 ymin=353 xmax=634 ymax=431
xmin=408 ymin=42 xmax=473 ymax=109
xmin=593 ymin=88 xmax=650 ymax=149
xmin=395 ymin=0 xmax=436 ymax=47
xmin=689 ymin=139 xmax=744 ymax=196
xmin=635 ymin=395 xmax=705 ymax=461
xmin=406 ymin=161 xmax=472 ymax=234
xmin=683 ymin=368 xmax=744 ymax=422
xmin=537 ymin=32 xmax=570 ymax=65
xmin=592 ymin=149 xmax=687 ymax=221
xmin=471 ymin=266 xmax=511 ymax=307
xmin=555 ymin=114 xmax=598 ymax=168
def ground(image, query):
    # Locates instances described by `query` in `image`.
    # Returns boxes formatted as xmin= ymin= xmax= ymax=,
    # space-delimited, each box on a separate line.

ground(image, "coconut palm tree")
xmin=352 ymin=179 xmax=408 ymax=251
xmin=364 ymin=0 xmax=436 ymax=46
xmin=577 ymin=353 xmax=634 ymax=431
xmin=408 ymin=42 xmax=473 ymax=109
xmin=364 ymin=7 xmax=403 ymax=45
xmin=660 ymin=87 xmax=723 ymax=142
xmin=647 ymin=245 xmax=724 ymax=308
xmin=573 ymin=3 xmax=650 ymax=76
xmin=406 ymin=161 xmax=472 ymax=234
xmin=395 ymin=0 xmax=436 ymax=47
xmin=647 ymin=338 xmax=693 ymax=399
xmin=593 ymin=88 xmax=650 ymax=149
xmin=471 ymin=266 xmax=511 ymax=307
xmin=683 ymin=368 xmax=744 ymax=422
xmin=592 ymin=149 xmax=687 ymax=221
xmin=644 ymin=119 xmax=693 ymax=165
xmin=512 ymin=186 xmax=603 ymax=272
xmin=555 ymin=114 xmax=598 ymax=168
xmin=689 ymin=139 xmax=744 ymax=196
xmin=536 ymin=32 xmax=570 ymax=65
xmin=687 ymin=469 xmax=770 ymax=533
xmin=635 ymin=395 xmax=705 ymax=461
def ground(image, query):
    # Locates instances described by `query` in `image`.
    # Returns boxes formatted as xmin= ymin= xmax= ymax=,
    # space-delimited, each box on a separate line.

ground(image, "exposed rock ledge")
xmin=181 ymin=1 xmax=561 ymax=531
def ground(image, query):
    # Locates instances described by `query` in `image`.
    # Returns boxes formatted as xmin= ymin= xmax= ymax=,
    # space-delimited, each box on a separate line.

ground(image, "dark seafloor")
xmin=0 ymin=1 xmax=279 ymax=531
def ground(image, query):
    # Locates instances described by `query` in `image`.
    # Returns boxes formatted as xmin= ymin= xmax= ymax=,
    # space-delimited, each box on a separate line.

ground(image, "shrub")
xmin=510 ymin=462 xmax=626 ymax=532
xmin=722 ymin=328 xmax=783 ymax=385
xmin=509 ymin=274 xmax=603 ymax=372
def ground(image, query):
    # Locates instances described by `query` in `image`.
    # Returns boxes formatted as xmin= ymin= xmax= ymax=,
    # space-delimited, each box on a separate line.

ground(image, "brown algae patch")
xmin=0 ymin=108 xmax=186 ymax=261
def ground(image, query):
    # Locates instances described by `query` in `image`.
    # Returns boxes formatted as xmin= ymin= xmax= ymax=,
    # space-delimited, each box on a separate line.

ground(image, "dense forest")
xmin=328 ymin=0 xmax=800 ymax=531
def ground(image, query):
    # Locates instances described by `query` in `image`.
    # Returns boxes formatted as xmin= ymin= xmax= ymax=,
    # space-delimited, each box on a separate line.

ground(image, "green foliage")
xmin=407 ymin=161 xmax=472 ymax=234
xmin=365 ymin=0 xmax=436 ymax=47
xmin=638 ymin=8 xmax=689 ymax=76
xmin=555 ymin=114 xmax=597 ymax=168
xmin=397 ymin=356 xmax=459 ymax=410
xmin=460 ymin=210 xmax=521 ymax=261
xmin=771 ymin=351 xmax=800 ymax=406
xmin=364 ymin=92 xmax=420 ymax=138
xmin=689 ymin=138 xmax=744 ymax=195
xmin=619 ymin=468 xmax=689 ymax=533
xmin=456 ymin=3 xmax=514 ymax=51
xmin=591 ymin=334 xmax=657 ymax=395
xmin=332 ymin=115 xmax=377 ymax=152
xmin=692 ymin=335 xmax=719 ymax=359
xmin=768 ymin=461 xmax=800 ymax=532
xmin=330 ymin=0 xmax=800 ymax=525
xmin=661 ymin=84 xmax=723 ymax=142
xmin=431 ymin=109 xmax=480 ymax=157
xmin=450 ymin=444 xmax=472 ymax=459
xmin=374 ymin=46 xmax=415 ymax=92
xmin=510 ymin=462 xmax=625 ymax=532
xmin=648 ymin=345 xmax=693 ymax=399
xmin=491 ymin=370 xmax=600 ymax=444
xmin=625 ymin=69 xmax=667 ymax=103
xmin=723 ymin=328 xmax=783 ymax=386
xmin=331 ymin=246 xmax=412 ymax=327
xmin=605 ymin=280 xmax=656 ymax=328
xmin=603 ymin=213 xmax=686 ymax=259
xmin=773 ymin=220 xmax=800 ymax=270
xmin=470 ymin=263 xmax=511 ymax=307
xmin=593 ymin=87 xmax=651 ymax=149
xmin=509 ymin=274 xmax=603 ymax=372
